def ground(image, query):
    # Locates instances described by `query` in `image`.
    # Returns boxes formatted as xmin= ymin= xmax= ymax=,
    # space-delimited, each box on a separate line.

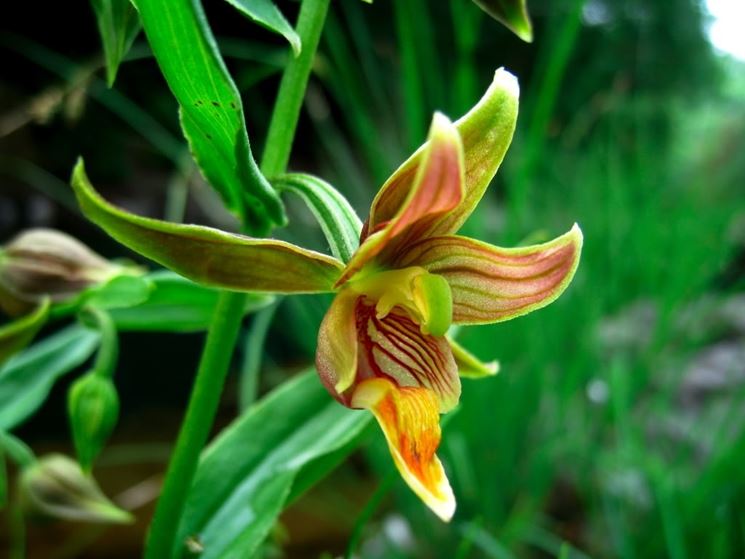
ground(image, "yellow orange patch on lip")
xmin=352 ymin=378 xmax=456 ymax=521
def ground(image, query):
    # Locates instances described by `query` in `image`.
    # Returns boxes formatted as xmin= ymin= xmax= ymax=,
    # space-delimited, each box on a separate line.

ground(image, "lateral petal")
xmin=338 ymin=113 xmax=464 ymax=284
xmin=71 ymin=159 xmax=343 ymax=294
xmin=397 ymin=225 xmax=583 ymax=324
xmin=316 ymin=291 xmax=360 ymax=404
xmin=351 ymin=378 xmax=456 ymax=522
xmin=355 ymin=299 xmax=460 ymax=412
xmin=365 ymin=69 xmax=519 ymax=240
xmin=448 ymin=336 xmax=500 ymax=378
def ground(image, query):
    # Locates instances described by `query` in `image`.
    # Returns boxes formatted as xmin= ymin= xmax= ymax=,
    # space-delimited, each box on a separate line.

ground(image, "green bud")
xmin=68 ymin=373 xmax=119 ymax=472
xmin=19 ymin=454 xmax=132 ymax=524
xmin=0 ymin=228 xmax=122 ymax=306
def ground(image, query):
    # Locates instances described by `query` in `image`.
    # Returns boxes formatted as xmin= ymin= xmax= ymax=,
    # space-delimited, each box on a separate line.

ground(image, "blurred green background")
xmin=1 ymin=0 xmax=744 ymax=557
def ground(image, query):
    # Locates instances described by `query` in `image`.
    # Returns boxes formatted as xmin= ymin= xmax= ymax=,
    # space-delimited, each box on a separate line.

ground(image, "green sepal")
xmin=131 ymin=0 xmax=286 ymax=231
xmin=222 ymin=0 xmax=301 ymax=56
xmin=0 ymin=298 xmax=50 ymax=367
xmin=448 ymin=336 xmax=499 ymax=378
xmin=89 ymin=0 xmax=141 ymax=86
xmin=71 ymin=159 xmax=344 ymax=294
xmin=274 ymin=173 xmax=362 ymax=263
xmin=472 ymin=0 xmax=533 ymax=42
xmin=68 ymin=373 xmax=119 ymax=472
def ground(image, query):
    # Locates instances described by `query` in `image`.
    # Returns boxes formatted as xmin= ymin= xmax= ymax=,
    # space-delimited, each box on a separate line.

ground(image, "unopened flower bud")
xmin=68 ymin=373 xmax=119 ymax=472
xmin=0 ymin=228 xmax=121 ymax=304
xmin=20 ymin=454 xmax=132 ymax=524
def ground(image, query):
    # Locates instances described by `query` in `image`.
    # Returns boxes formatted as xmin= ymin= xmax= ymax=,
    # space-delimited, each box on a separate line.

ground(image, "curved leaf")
xmin=71 ymin=160 xmax=344 ymax=294
xmin=223 ymin=0 xmax=301 ymax=56
xmin=175 ymin=370 xmax=371 ymax=559
xmin=0 ymin=324 xmax=100 ymax=430
xmin=274 ymin=173 xmax=362 ymax=263
xmin=131 ymin=0 xmax=285 ymax=231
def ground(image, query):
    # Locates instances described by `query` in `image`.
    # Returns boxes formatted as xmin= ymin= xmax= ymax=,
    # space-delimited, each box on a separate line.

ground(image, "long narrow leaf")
xmin=0 ymin=325 xmax=100 ymax=430
xmin=175 ymin=370 xmax=371 ymax=559
xmin=131 ymin=0 xmax=286 ymax=232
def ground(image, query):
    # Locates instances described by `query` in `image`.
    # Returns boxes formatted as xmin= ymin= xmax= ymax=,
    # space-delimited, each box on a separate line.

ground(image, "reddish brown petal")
xmin=337 ymin=113 xmax=464 ymax=285
xmin=364 ymin=69 xmax=519 ymax=241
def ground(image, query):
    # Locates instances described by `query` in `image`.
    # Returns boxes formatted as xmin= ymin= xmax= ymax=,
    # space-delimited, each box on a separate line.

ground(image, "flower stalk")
xmin=143 ymin=0 xmax=331 ymax=556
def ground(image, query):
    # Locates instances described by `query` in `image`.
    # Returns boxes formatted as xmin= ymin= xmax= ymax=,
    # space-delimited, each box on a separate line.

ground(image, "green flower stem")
xmin=261 ymin=0 xmax=331 ymax=178
xmin=144 ymin=1 xmax=330 ymax=557
xmin=144 ymin=291 xmax=246 ymax=559
xmin=80 ymin=307 xmax=118 ymax=379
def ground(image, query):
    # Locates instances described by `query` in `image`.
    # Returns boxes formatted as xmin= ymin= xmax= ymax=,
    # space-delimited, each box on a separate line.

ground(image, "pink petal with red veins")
xmin=337 ymin=113 xmax=464 ymax=285
xmin=396 ymin=224 xmax=583 ymax=324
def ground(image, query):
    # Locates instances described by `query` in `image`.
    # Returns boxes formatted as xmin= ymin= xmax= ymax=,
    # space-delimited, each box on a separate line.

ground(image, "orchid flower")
xmin=69 ymin=68 xmax=581 ymax=522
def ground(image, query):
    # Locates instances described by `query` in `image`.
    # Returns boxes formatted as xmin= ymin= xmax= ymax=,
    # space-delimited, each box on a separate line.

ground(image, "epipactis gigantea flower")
xmin=315 ymin=70 xmax=581 ymax=520
xmin=69 ymin=69 xmax=582 ymax=522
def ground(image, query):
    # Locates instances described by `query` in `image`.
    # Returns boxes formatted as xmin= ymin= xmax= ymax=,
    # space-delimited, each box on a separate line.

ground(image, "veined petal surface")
xmin=396 ymin=225 xmax=583 ymax=324
xmin=71 ymin=160 xmax=343 ymax=294
xmin=351 ymin=378 xmax=455 ymax=522
xmin=355 ymin=300 xmax=460 ymax=412
xmin=365 ymin=69 xmax=519 ymax=240
xmin=339 ymin=113 xmax=464 ymax=284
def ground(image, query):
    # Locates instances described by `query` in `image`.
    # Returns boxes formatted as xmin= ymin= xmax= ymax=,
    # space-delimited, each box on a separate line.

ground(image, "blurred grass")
xmin=282 ymin=1 xmax=745 ymax=557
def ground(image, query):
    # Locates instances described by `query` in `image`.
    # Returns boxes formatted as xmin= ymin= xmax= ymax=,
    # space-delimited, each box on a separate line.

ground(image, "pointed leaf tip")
xmin=473 ymin=0 xmax=533 ymax=42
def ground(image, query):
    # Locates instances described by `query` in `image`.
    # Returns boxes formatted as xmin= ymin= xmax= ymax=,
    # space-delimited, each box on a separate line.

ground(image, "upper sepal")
xmin=340 ymin=113 xmax=465 ymax=283
xmin=70 ymin=159 xmax=344 ymax=294
xmin=365 ymin=69 xmax=519 ymax=241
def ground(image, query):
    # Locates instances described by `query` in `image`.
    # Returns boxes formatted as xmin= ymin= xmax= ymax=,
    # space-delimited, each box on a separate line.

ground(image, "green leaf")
xmin=274 ymin=173 xmax=362 ymax=263
xmin=90 ymin=0 xmax=142 ymax=86
xmin=71 ymin=160 xmax=344 ymax=294
xmin=0 ymin=298 xmax=50 ymax=367
xmin=48 ymin=273 xmax=153 ymax=319
xmin=472 ymin=0 xmax=533 ymax=42
xmin=130 ymin=0 xmax=286 ymax=232
xmin=84 ymin=274 xmax=153 ymax=309
xmin=0 ymin=325 xmax=100 ymax=431
xmin=110 ymin=271 xmax=274 ymax=332
xmin=175 ymin=370 xmax=371 ymax=559
xmin=223 ymin=0 xmax=301 ymax=57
